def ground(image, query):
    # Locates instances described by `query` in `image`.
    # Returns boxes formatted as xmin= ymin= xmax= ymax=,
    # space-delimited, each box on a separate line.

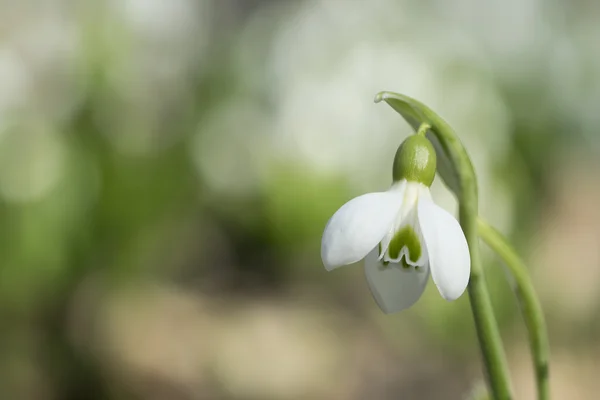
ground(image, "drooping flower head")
xmin=321 ymin=133 xmax=470 ymax=313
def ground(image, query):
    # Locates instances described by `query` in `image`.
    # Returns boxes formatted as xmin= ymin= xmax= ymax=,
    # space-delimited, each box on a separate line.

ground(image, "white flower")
xmin=321 ymin=179 xmax=471 ymax=313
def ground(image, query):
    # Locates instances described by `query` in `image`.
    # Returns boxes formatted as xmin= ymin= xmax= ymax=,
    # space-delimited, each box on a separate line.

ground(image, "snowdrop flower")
xmin=321 ymin=134 xmax=471 ymax=313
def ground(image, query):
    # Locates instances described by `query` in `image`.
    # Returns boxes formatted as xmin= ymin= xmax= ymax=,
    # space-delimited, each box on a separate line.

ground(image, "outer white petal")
xmin=417 ymin=199 xmax=470 ymax=300
xmin=321 ymin=184 xmax=405 ymax=271
xmin=364 ymin=249 xmax=430 ymax=313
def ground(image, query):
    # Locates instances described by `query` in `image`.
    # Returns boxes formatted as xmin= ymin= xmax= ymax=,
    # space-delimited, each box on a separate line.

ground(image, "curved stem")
xmin=416 ymin=122 xmax=431 ymax=137
xmin=478 ymin=218 xmax=550 ymax=400
xmin=375 ymin=92 xmax=513 ymax=399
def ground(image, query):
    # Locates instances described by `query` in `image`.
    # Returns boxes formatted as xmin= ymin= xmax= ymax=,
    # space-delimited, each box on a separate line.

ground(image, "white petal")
xmin=364 ymin=248 xmax=430 ymax=313
xmin=417 ymin=199 xmax=471 ymax=301
xmin=321 ymin=184 xmax=405 ymax=271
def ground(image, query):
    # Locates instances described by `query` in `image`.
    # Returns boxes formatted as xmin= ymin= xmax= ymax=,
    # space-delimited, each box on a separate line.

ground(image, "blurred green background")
xmin=1 ymin=0 xmax=599 ymax=399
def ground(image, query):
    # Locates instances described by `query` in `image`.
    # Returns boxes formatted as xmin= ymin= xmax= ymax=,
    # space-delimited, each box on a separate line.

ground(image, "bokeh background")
xmin=1 ymin=0 xmax=599 ymax=399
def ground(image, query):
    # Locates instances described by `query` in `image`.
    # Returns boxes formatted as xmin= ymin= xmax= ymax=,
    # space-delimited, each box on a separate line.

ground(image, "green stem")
xmin=375 ymin=91 xmax=513 ymax=400
xmin=416 ymin=122 xmax=431 ymax=137
xmin=457 ymin=160 xmax=513 ymax=400
xmin=478 ymin=218 xmax=550 ymax=400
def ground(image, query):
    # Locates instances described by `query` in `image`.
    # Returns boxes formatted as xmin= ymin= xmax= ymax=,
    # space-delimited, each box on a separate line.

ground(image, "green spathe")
xmin=392 ymin=135 xmax=436 ymax=186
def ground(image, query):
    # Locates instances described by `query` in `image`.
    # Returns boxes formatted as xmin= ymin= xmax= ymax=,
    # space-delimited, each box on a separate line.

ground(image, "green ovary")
xmin=387 ymin=226 xmax=422 ymax=266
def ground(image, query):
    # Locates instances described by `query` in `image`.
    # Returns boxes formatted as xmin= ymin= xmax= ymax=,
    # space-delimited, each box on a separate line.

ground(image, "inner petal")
xmin=383 ymin=225 xmax=422 ymax=265
xmin=388 ymin=225 xmax=421 ymax=261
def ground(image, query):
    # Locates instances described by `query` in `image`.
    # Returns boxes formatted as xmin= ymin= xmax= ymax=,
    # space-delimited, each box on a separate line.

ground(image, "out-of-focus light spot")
xmin=18 ymin=13 xmax=82 ymax=122
xmin=433 ymin=0 xmax=548 ymax=61
xmin=192 ymin=99 xmax=271 ymax=196
xmin=0 ymin=6 xmax=83 ymax=123
xmin=0 ymin=48 xmax=31 ymax=116
xmin=262 ymin=0 xmax=441 ymax=189
xmin=109 ymin=0 xmax=212 ymax=78
xmin=0 ymin=124 xmax=65 ymax=203
xmin=271 ymin=45 xmax=433 ymax=180
xmin=116 ymin=0 xmax=205 ymax=41
xmin=95 ymin=0 xmax=212 ymax=156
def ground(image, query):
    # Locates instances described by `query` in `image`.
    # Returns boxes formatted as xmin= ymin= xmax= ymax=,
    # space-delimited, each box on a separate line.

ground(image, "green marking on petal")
xmin=388 ymin=226 xmax=421 ymax=263
xmin=401 ymin=257 xmax=411 ymax=269
xmin=378 ymin=243 xmax=389 ymax=266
